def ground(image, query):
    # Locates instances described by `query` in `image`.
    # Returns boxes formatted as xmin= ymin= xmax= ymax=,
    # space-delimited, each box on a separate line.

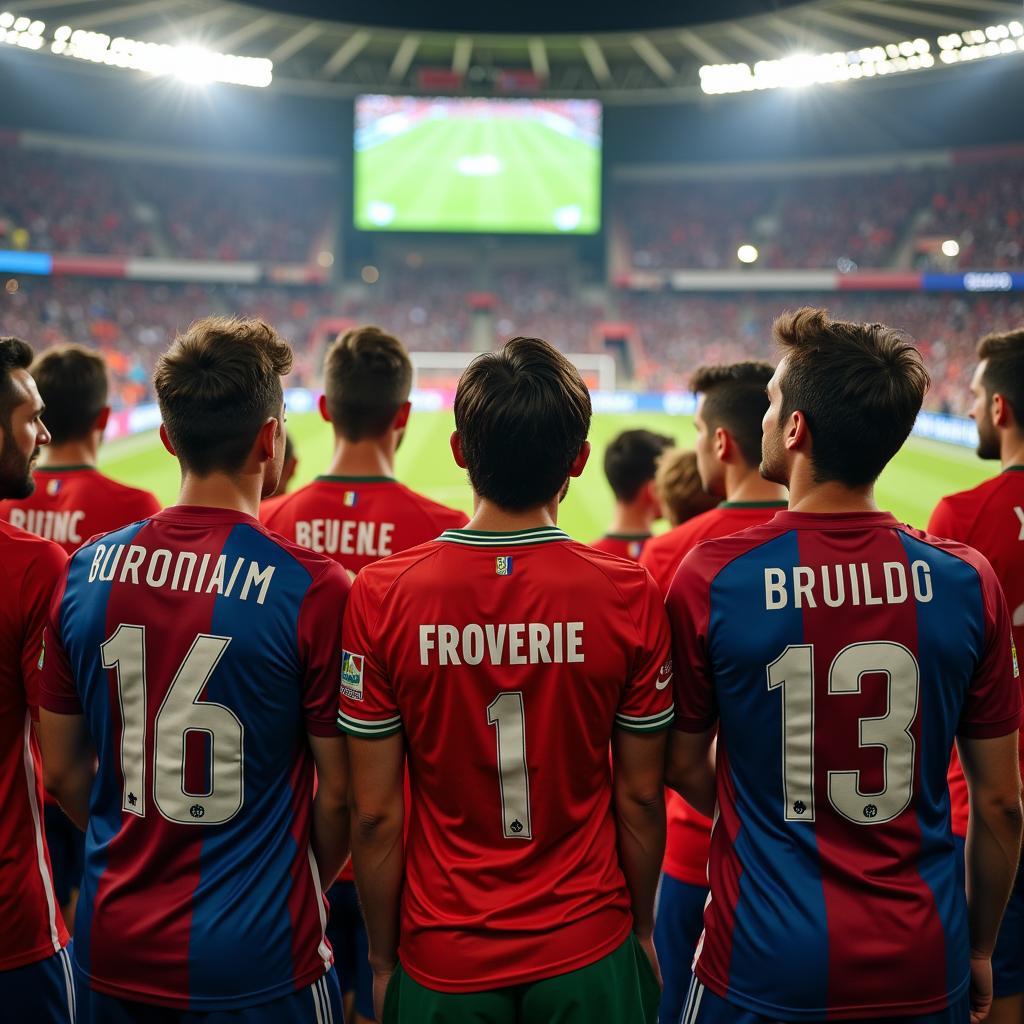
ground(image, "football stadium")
xmin=1 ymin=0 xmax=1024 ymax=1022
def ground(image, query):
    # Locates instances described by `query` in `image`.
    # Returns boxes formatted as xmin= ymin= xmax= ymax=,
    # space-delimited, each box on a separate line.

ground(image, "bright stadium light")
xmin=941 ymin=239 xmax=961 ymax=257
xmin=737 ymin=244 xmax=759 ymax=264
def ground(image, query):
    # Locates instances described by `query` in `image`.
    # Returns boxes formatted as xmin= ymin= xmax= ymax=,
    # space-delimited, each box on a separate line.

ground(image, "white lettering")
xmin=911 ymin=560 xmax=933 ymax=603
xmin=764 ymin=561 xmax=935 ymax=610
xmin=765 ymin=568 xmax=788 ymax=610
xmin=1015 ymin=506 xmax=1024 ymax=541
xmin=794 ymin=566 xmax=817 ymax=609
xmin=119 ymin=544 xmax=147 ymax=585
xmin=883 ymin=562 xmax=908 ymax=604
xmin=419 ymin=625 xmax=436 ymax=665
xmin=145 ymin=549 xmax=172 ymax=588
xmin=861 ymin=562 xmax=883 ymax=606
xmin=418 ymin=621 xmax=586 ymax=666
xmin=567 ymin=622 xmax=585 ymax=663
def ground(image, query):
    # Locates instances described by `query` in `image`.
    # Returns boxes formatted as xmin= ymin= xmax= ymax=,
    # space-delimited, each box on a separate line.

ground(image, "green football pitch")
xmin=99 ymin=411 xmax=990 ymax=539
xmin=354 ymin=118 xmax=601 ymax=234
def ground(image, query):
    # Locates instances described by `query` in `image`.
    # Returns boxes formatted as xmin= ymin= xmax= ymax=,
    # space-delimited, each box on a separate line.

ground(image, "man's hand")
xmin=372 ymin=963 xmax=397 ymax=1022
xmin=637 ymin=932 xmax=663 ymax=990
xmin=969 ymin=951 xmax=993 ymax=1024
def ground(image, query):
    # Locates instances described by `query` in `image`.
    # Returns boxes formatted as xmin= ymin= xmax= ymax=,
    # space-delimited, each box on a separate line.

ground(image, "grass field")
xmin=99 ymin=411 xmax=991 ymax=538
xmin=354 ymin=117 xmax=601 ymax=234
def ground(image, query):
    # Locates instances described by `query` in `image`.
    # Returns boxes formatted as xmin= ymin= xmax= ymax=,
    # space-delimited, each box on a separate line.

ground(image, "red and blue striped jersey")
xmin=38 ymin=506 xmax=350 ymax=1011
xmin=668 ymin=510 xmax=1020 ymax=1020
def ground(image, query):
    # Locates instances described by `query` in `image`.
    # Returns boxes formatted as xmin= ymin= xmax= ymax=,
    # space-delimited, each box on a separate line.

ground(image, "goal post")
xmin=410 ymin=351 xmax=617 ymax=392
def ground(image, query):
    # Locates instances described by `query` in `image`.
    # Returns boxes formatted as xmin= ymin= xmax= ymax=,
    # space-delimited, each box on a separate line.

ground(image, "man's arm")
xmin=38 ymin=710 xmax=94 ymax=830
xmin=308 ymin=733 xmax=351 ymax=890
xmin=957 ymin=731 xmax=1023 ymax=1023
xmin=666 ymin=726 xmax=717 ymax=819
xmin=348 ymin=731 xmax=405 ymax=1019
xmin=612 ymin=728 xmax=668 ymax=947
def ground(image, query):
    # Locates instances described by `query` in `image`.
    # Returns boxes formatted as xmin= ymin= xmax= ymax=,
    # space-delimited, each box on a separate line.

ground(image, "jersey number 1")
xmin=102 ymin=624 xmax=244 ymax=825
xmin=487 ymin=691 xmax=533 ymax=840
xmin=767 ymin=641 xmax=919 ymax=825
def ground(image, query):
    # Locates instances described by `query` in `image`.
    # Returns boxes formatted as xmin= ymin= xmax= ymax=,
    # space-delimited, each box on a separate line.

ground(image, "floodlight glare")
xmin=737 ymin=244 xmax=759 ymax=264
xmin=941 ymin=239 xmax=961 ymax=257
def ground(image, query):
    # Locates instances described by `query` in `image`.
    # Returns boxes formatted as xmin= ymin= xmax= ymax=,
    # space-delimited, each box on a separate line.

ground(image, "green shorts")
xmin=382 ymin=933 xmax=660 ymax=1024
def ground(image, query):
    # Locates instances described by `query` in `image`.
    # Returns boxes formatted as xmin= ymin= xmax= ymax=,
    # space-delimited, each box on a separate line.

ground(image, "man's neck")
xmin=326 ymin=436 xmax=395 ymax=480
xmin=176 ymin=473 xmax=263 ymax=520
xmin=38 ymin=439 xmax=98 ymax=469
xmin=1000 ymin=432 xmax=1024 ymax=471
xmin=607 ymin=500 xmax=654 ymax=536
xmin=724 ymin=463 xmax=788 ymax=505
xmin=465 ymin=497 xmax=560 ymax=533
xmin=786 ymin=462 xmax=878 ymax=514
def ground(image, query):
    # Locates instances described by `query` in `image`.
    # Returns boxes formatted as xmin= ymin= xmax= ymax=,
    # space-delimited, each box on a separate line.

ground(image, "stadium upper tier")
xmin=614 ymin=149 xmax=1024 ymax=273
xmin=4 ymin=274 xmax=1018 ymax=418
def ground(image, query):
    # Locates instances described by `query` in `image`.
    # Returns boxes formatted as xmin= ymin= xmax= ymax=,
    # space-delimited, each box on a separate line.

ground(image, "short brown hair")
xmin=654 ymin=448 xmax=718 ymax=527
xmin=978 ymin=329 xmax=1024 ymax=424
xmin=454 ymin=337 xmax=591 ymax=511
xmin=773 ymin=307 xmax=929 ymax=486
xmin=690 ymin=361 xmax=774 ymax=467
xmin=31 ymin=345 xmax=108 ymax=445
xmin=154 ymin=317 xmax=292 ymax=477
xmin=604 ymin=429 xmax=675 ymax=502
xmin=0 ymin=337 xmax=33 ymax=425
xmin=323 ymin=325 xmax=412 ymax=441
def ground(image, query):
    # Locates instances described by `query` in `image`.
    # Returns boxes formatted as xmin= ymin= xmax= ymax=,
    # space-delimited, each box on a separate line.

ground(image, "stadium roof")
xmin=8 ymin=0 xmax=1024 ymax=100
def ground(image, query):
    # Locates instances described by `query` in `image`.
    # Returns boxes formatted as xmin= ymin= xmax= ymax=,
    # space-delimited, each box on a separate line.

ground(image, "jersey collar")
xmin=439 ymin=526 xmax=570 ymax=547
xmin=36 ymin=464 xmax=95 ymax=472
xmin=1004 ymin=465 xmax=1024 ymax=473
xmin=770 ymin=509 xmax=901 ymax=529
xmin=719 ymin=500 xmax=789 ymax=509
xmin=603 ymin=532 xmax=651 ymax=540
xmin=315 ymin=475 xmax=395 ymax=483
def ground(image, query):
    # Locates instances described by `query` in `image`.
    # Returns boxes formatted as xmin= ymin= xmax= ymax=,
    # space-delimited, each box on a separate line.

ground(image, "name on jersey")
xmin=8 ymin=507 xmax=84 ymax=545
xmin=764 ymin=559 xmax=933 ymax=610
xmin=419 ymin=622 xmax=585 ymax=666
xmin=294 ymin=519 xmax=394 ymax=558
xmin=87 ymin=543 xmax=276 ymax=605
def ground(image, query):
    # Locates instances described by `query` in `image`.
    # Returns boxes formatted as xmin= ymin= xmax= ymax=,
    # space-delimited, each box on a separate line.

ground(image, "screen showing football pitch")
xmin=354 ymin=95 xmax=602 ymax=235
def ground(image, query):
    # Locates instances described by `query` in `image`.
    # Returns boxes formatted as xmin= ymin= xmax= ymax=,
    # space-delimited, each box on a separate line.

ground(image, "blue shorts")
xmin=45 ymin=802 xmax=84 ymax=909
xmin=681 ymin=975 xmax=970 ymax=1024
xmin=327 ymin=880 xmax=372 ymax=1019
xmin=655 ymin=873 xmax=709 ymax=1024
xmin=0 ymin=946 xmax=76 ymax=1023
xmin=953 ymin=833 xmax=1024 ymax=998
xmin=75 ymin=967 xmax=343 ymax=1023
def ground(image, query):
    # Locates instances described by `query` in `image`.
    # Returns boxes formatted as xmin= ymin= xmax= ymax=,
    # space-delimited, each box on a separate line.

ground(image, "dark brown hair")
xmin=690 ymin=361 xmax=775 ymax=467
xmin=977 ymin=329 xmax=1024 ymax=425
xmin=454 ymin=337 xmax=591 ymax=511
xmin=0 ymin=336 xmax=33 ymax=425
xmin=773 ymin=307 xmax=930 ymax=486
xmin=323 ymin=325 xmax=413 ymax=441
xmin=31 ymin=345 xmax=108 ymax=445
xmin=604 ymin=429 xmax=675 ymax=502
xmin=154 ymin=317 xmax=292 ymax=477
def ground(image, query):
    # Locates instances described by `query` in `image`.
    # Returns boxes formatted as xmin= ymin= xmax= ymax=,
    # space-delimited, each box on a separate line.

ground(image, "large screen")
xmin=354 ymin=96 xmax=601 ymax=235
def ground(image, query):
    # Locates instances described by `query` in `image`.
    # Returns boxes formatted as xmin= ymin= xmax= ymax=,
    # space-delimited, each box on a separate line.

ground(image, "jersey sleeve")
xmin=20 ymin=541 xmax=67 ymax=718
xmin=296 ymin=561 xmax=352 ymax=736
xmin=957 ymin=561 xmax=1022 ymax=739
xmin=615 ymin=571 xmax=674 ymax=732
xmin=337 ymin=573 xmax=402 ymax=739
xmin=666 ymin=552 xmax=717 ymax=733
xmin=37 ymin=560 xmax=81 ymax=716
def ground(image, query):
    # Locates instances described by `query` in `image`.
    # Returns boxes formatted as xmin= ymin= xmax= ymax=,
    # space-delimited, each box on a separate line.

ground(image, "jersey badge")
xmin=496 ymin=556 xmax=513 ymax=577
xmin=37 ymin=634 xmax=46 ymax=671
xmin=629 ymin=541 xmax=643 ymax=559
xmin=656 ymin=658 xmax=673 ymax=690
xmin=1013 ymin=637 xmax=1019 ymax=679
xmin=46 ymin=479 xmax=62 ymax=496
xmin=343 ymin=491 xmax=358 ymax=508
xmin=341 ymin=651 xmax=365 ymax=700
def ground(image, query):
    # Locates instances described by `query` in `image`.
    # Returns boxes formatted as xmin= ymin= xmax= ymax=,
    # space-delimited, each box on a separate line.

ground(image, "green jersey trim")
xmin=315 ymin=475 xmax=396 ymax=484
xmin=719 ymin=501 xmax=789 ymax=509
xmin=1005 ymin=466 xmax=1024 ymax=473
xmin=615 ymin=706 xmax=676 ymax=733
xmin=603 ymin=532 xmax=652 ymax=541
xmin=439 ymin=526 xmax=570 ymax=547
xmin=36 ymin=464 xmax=95 ymax=473
xmin=337 ymin=711 xmax=403 ymax=738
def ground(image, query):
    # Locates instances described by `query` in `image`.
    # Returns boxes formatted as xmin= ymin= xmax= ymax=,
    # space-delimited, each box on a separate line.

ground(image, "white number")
xmin=1013 ymin=602 xmax=1024 ymax=628
xmin=102 ymin=625 xmax=244 ymax=826
xmin=767 ymin=641 xmax=919 ymax=825
xmin=487 ymin=691 xmax=532 ymax=840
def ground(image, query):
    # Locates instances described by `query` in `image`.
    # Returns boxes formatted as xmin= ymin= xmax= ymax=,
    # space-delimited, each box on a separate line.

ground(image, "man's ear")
xmin=569 ymin=441 xmax=591 ymax=478
xmin=992 ymin=393 xmax=1011 ymax=429
xmin=450 ymin=430 xmax=467 ymax=469
xmin=318 ymin=394 xmax=331 ymax=424
xmin=714 ymin=427 xmax=731 ymax=463
xmin=159 ymin=423 xmax=176 ymax=457
xmin=786 ymin=410 xmax=808 ymax=452
xmin=94 ymin=406 xmax=111 ymax=434
xmin=257 ymin=417 xmax=279 ymax=463
xmin=393 ymin=401 xmax=412 ymax=432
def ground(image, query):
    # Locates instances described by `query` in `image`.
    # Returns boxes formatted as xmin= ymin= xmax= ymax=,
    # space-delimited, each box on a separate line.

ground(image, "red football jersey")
xmin=640 ymin=502 xmax=788 ymax=595
xmin=0 ymin=520 xmax=69 ymax=970
xmin=641 ymin=502 xmax=788 ymax=886
xmin=338 ymin=525 xmax=673 ymax=992
xmin=929 ymin=467 xmax=1024 ymax=837
xmin=0 ymin=466 xmax=161 ymax=557
xmin=590 ymin=533 xmax=651 ymax=561
xmin=261 ymin=475 xmax=468 ymax=575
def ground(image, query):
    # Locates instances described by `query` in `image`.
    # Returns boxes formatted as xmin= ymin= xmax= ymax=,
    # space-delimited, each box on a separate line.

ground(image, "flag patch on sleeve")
xmin=496 ymin=556 xmax=513 ymax=576
xmin=341 ymin=651 xmax=365 ymax=700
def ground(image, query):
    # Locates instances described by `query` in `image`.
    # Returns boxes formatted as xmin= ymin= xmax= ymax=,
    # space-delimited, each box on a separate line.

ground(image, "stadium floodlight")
xmin=737 ymin=244 xmax=759 ymax=264
xmin=941 ymin=239 xmax=961 ymax=258
xmin=0 ymin=12 xmax=44 ymax=51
